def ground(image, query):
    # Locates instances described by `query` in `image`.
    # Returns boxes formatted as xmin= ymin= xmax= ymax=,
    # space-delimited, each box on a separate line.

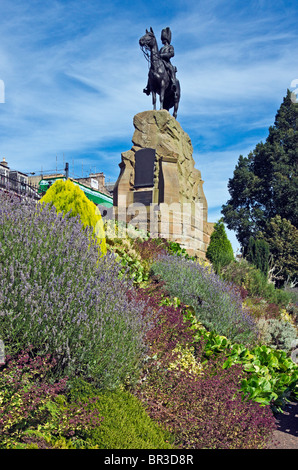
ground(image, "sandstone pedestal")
xmin=113 ymin=110 xmax=213 ymax=258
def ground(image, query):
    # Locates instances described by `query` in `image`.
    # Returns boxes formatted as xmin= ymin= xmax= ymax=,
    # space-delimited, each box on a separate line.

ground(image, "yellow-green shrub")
xmin=39 ymin=179 xmax=106 ymax=255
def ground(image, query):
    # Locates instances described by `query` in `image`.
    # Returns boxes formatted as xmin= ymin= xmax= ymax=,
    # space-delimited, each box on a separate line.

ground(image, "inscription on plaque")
xmin=134 ymin=148 xmax=155 ymax=188
xmin=134 ymin=190 xmax=152 ymax=206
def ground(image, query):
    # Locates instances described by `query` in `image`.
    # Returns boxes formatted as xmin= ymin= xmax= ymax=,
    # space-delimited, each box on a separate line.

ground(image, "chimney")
xmin=0 ymin=157 xmax=9 ymax=168
xmin=89 ymin=172 xmax=105 ymax=189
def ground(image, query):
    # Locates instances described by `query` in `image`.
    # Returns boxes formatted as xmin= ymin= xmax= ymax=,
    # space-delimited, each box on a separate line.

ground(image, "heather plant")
xmin=136 ymin=362 xmax=276 ymax=449
xmin=133 ymin=237 xmax=170 ymax=264
xmin=151 ymin=255 xmax=257 ymax=346
xmin=130 ymin=288 xmax=196 ymax=364
xmin=242 ymin=297 xmax=281 ymax=321
xmin=0 ymin=348 xmax=103 ymax=449
xmin=133 ymin=289 xmax=276 ymax=449
xmin=0 ymin=192 xmax=148 ymax=388
xmin=67 ymin=379 xmax=174 ymax=449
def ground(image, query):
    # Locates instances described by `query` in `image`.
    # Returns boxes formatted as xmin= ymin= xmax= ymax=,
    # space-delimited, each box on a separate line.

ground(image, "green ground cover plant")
xmin=104 ymin=220 xmax=151 ymax=285
xmin=183 ymin=307 xmax=298 ymax=410
xmin=68 ymin=379 xmax=174 ymax=449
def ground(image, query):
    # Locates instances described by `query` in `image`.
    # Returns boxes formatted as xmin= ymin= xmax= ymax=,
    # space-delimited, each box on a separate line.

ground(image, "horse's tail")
xmin=164 ymin=79 xmax=180 ymax=110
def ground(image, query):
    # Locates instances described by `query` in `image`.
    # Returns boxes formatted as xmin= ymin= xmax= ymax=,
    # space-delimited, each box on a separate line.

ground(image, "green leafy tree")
xmin=221 ymin=154 xmax=263 ymax=249
xmin=222 ymin=89 xmax=298 ymax=251
xmin=206 ymin=219 xmax=234 ymax=273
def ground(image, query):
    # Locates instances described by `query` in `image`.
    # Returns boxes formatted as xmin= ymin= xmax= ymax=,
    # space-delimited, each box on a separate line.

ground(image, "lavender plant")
xmin=152 ymin=255 xmax=258 ymax=346
xmin=0 ymin=192 xmax=148 ymax=389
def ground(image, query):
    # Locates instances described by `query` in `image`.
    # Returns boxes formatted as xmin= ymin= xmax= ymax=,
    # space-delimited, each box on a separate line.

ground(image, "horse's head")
xmin=139 ymin=27 xmax=156 ymax=50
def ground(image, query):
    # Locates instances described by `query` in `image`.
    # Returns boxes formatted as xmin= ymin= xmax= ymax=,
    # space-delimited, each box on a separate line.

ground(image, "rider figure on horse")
xmin=159 ymin=27 xmax=177 ymax=93
xmin=143 ymin=27 xmax=177 ymax=96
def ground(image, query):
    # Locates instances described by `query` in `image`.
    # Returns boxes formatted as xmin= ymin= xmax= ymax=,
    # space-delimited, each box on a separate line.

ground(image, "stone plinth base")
xmin=113 ymin=110 xmax=213 ymax=258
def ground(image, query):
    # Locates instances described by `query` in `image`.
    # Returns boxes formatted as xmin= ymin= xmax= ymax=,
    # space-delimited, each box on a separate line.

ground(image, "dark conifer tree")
xmin=222 ymin=89 xmax=298 ymax=250
xmin=246 ymin=236 xmax=270 ymax=277
xmin=206 ymin=219 xmax=234 ymax=273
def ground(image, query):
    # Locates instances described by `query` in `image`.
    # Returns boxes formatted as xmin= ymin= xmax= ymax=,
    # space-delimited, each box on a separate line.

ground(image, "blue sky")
xmin=1 ymin=0 xmax=298 ymax=251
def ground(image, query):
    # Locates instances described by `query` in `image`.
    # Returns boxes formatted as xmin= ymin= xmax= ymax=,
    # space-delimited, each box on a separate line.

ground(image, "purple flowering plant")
xmin=0 ymin=192 xmax=148 ymax=389
xmin=151 ymin=254 xmax=258 ymax=346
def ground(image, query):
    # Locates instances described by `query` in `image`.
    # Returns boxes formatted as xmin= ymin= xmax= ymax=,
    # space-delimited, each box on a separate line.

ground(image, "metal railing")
xmin=0 ymin=173 xmax=41 ymax=200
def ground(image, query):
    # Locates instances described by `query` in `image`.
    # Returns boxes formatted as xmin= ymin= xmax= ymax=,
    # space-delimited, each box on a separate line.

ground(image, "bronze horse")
xmin=139 ymin=27 xmax=180 ymax=119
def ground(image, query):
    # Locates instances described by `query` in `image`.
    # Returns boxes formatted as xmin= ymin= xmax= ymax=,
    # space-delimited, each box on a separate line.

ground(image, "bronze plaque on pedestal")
xmin=134 ymin=148 xmax=155 ymax=188
xmin=134 ymin=190 xmax=153 ymax=205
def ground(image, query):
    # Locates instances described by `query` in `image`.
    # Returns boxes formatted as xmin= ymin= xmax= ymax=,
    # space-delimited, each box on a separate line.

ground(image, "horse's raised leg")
xmin=152 ymin=91 xmax=156 ymax=110
xmin=159 ymin=81 xmax=165 ymax=110
xmin=172 ymin=81 xmax=180 ymax=119
xmin=173 ymin=100 xmax=178 ymax=119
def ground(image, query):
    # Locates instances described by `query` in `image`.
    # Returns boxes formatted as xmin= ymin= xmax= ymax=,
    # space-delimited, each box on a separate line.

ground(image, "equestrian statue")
xmin=139 ymin=27 xmax=181 ymax=119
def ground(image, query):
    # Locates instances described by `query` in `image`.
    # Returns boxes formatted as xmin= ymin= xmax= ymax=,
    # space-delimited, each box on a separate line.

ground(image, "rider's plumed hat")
xmin=161 ymin=27 xmax=171 ymax=43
